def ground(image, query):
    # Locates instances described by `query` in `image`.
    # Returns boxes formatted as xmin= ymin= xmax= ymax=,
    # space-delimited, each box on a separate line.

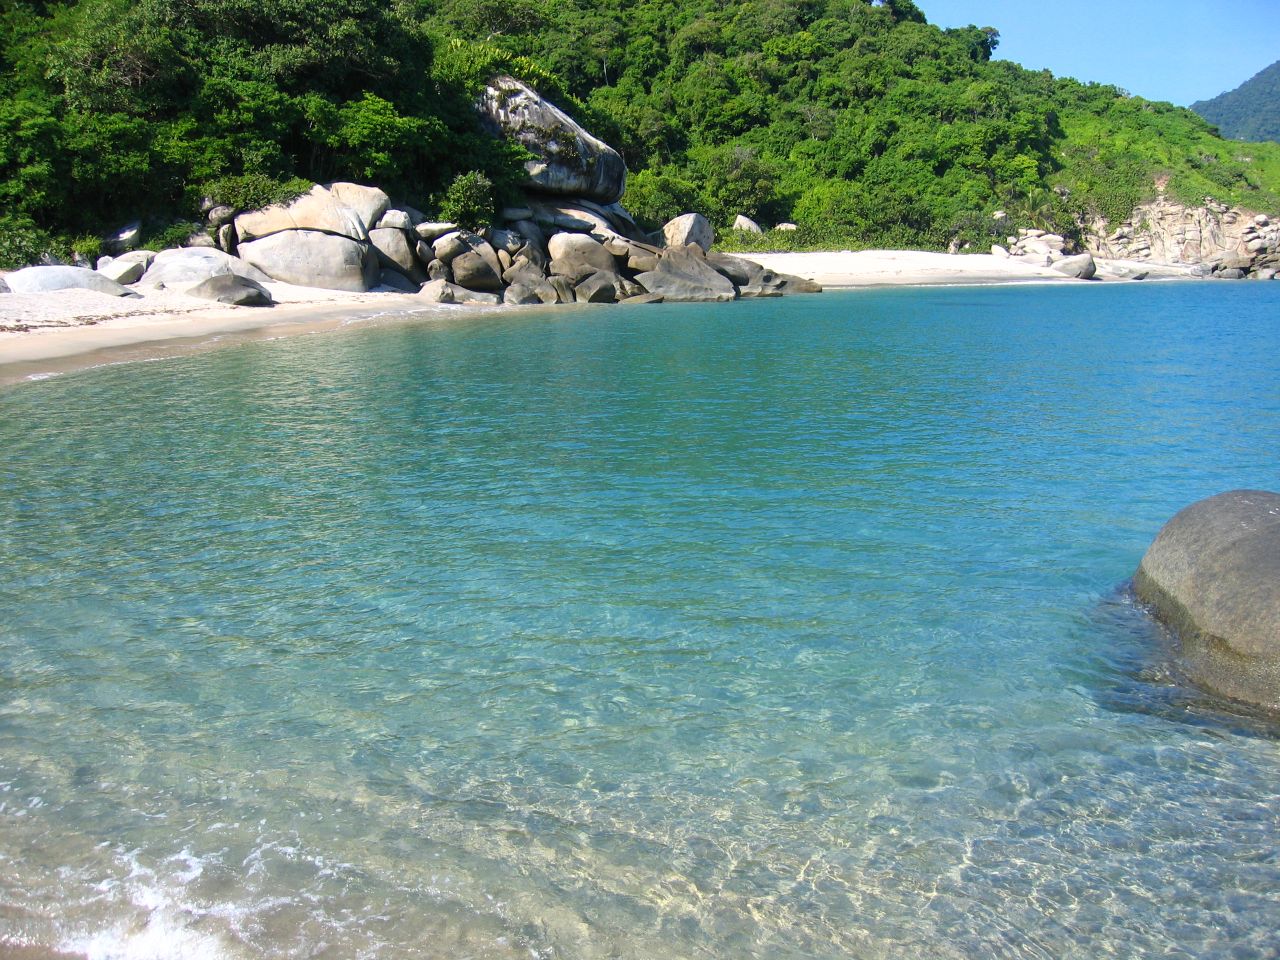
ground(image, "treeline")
xmin=4 ymin=0 xmax=1280 ymax=264
xmin=452 ymin=0 xmax=1280 ymax=247
xmin=0 ymin=0 xmax=534 ymax=263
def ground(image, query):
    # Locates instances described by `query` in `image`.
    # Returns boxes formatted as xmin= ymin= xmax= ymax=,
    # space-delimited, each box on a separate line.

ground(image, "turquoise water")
xmin=1 ymin=283 xmax=1278 ymax=959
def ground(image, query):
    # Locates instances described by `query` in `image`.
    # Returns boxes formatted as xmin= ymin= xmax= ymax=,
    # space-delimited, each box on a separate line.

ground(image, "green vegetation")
xmin=1192 ymin=61 xmax=1280 ymax=144
xmin=450 ymin=0 xmax=1280 ymax=245
xmin=439 ymin=171 xmax=497 ymax=231
xmin=3 ymin=0 xmax=1280 ymax=266
xmin=0 ymin=0 xmax=537 ymax=264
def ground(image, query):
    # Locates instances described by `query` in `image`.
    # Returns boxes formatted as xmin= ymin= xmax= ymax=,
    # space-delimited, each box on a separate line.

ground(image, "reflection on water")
xmin=1 ymin=283 xmax=1279 ymax=959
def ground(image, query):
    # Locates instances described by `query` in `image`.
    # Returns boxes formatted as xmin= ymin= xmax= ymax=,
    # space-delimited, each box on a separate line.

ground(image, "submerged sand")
xmin=0 ymin=251 xmax=1190 ymax=382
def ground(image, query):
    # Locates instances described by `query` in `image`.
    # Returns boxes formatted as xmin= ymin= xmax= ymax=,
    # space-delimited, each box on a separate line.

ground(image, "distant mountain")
xmin=1192 ymin=61 xmax=1280 ymax=142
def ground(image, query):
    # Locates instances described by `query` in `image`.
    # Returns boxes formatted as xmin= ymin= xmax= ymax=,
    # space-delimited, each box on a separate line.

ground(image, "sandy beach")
xmin=747 ymin=249 xmax=1185 ymax=287
xmin=0 ymin=250 xmax=1189 ymax=382
xmin=0 ymin=281 xmax=495 ymax=386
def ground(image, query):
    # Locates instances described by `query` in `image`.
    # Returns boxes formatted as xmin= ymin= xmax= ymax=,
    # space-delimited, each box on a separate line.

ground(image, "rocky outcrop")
xmin=1084 ymin=198 xmax=1279 ymax=279
xmin=477 ymin=76 xmax=627 ymax=204
xmin=20 ymin=78 xmax=821 ymax=310
xmin=1135 ymin=490 xmax=1280 ymax=711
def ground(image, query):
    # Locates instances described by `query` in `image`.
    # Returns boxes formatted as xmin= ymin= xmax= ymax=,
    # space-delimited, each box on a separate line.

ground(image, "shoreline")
xmin=0 ymin=249 xmax=1193 ymax=384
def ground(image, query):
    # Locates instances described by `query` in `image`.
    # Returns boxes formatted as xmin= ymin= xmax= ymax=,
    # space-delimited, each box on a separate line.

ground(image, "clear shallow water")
xmin=1 ymin=283 xmax=1278 ymax=959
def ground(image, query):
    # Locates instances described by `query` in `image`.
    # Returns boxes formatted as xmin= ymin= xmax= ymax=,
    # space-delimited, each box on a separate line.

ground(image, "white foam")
xmin=61 ymin=908 xmax=230 ymax=960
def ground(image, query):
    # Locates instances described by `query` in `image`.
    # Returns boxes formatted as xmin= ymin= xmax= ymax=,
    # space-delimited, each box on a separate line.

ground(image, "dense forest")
xmin=4 ymin=0 xmax=1280 ymax=265
xmin=1192 ymin=61 xmax=1280 ymax=145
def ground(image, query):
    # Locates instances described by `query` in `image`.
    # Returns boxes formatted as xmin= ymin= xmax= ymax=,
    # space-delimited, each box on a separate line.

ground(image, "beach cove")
xmin=2 ymin=281 xmax=1278 ymax=959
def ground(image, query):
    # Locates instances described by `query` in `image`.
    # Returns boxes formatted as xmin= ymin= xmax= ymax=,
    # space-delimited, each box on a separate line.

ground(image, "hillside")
xmin=1192 ymin=61 xmax=1280 ymax=144
xmin=4 ymin=0 xmax=1280 ymax=264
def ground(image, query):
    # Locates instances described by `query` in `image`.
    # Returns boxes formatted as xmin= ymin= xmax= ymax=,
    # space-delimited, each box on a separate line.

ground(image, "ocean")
xmin=1 ymin=281 xmax=1278 ymax=959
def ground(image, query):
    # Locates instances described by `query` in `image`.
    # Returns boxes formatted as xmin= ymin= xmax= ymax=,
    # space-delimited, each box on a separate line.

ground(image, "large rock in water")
xmin=1134 ymin=490 xmax=1280 ymax=711
xmin=635 ymin=245 xmax=737 ymax=302
xmin=477 ymin=75 xmax=626 ymax=204
xmin=237 ymin=230 xmax=377 ymax=291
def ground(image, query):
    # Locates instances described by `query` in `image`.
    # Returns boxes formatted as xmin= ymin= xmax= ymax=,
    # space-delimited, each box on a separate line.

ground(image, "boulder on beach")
xmin=415 ymin=221 xmax=458 ymax=243
xmin=96 ymin=257 xmax=146 ymax=285
xmin=324 ymin=182 xmax=390 ymax=233
xmin=4 ymin=265 xmax=140 ymax=297
xmin=186 ymin=273 xmax=274 ymax=306
xmin=417 ymin=278 xmax=502 ymax=305
xmin=1134 ymin=490 xmax=1280 ymax=711
xmin=369 ymin=227 xmax=425 ymax=282
xmin=503 ymin=275 xmax=560 ymax=304
xmin=139 ymin=248 xmax=270 ymax=286
xmin=575 ymin=270 xmax=623 ymax=303
xmin=1051 ymin=253 xmax=1097 ymax=280
xmin=732 ymin=214 xmax=764 ymax=234
xmin=549 ymin=233 xmax=617 ymax=280
xmin=661 ymin=213 xmax=714 ymax=253
xmin=451 ymin=250 xmax=505 ymax=292
xmin=237 ymin=230 xmax=377 ymax=291
xmin=477 ymin=75 xmax=627 ymax=204
xmin=376 ymin=270 xmax=421 ymax=293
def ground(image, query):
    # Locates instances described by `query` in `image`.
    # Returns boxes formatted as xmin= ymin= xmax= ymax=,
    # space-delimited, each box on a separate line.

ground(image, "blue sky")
xmin=918 ymin=0 xmax=1280 ymax=107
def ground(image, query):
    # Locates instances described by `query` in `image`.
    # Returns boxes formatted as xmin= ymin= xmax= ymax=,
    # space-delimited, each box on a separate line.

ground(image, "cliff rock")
xmin=1084 ymin=197 xmax=1279 ymax=279
xmin=477 ymin=76 xmax=627 ymax=204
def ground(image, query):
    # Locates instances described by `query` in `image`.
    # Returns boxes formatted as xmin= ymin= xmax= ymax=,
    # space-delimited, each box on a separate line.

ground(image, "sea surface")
xmin=1 ymin=282 xmax=1278 ymax=960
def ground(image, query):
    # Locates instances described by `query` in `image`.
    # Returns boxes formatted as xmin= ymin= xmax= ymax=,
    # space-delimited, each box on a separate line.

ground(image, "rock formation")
xmin=1135 ymin=490 xmax=1280 ymax=711
xmin=477 ymin=76 xmax=627 ymax=204
xmin=43 ymin=79 xmax=821 ymax=307
xmin=1084 ymin=198 xmax=1279 ymax=280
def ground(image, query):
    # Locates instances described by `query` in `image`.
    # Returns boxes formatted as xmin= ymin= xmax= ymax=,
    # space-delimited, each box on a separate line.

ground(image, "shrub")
xmin=438 ymin=171 xmax=495 ymax=230
xmin=198 ymin=173 xmax=313 ymax=213
xmin=140 ymin=220 xmax=204 ymax=252
xmin=0 ymin=216 xmax=56 ymax=269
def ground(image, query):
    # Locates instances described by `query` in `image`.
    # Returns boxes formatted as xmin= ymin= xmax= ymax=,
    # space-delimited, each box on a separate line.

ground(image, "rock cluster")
xmin=992 ymin=229 xmax=1098 ymax=279
xmin=1135 ymin=490 xmax=1280 ymax=712
xmin=3 ymin=192 xmax=817 ymax=308
xmin=132 ymin=80 xmax=819 ymax=304
xmin=177 ymin=178 xmax=818 ymax=304
xmin=415 ymin=219 xmax=818 ymax=306
xmin=1085 ymin=198 xmax=1279 ymax=280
